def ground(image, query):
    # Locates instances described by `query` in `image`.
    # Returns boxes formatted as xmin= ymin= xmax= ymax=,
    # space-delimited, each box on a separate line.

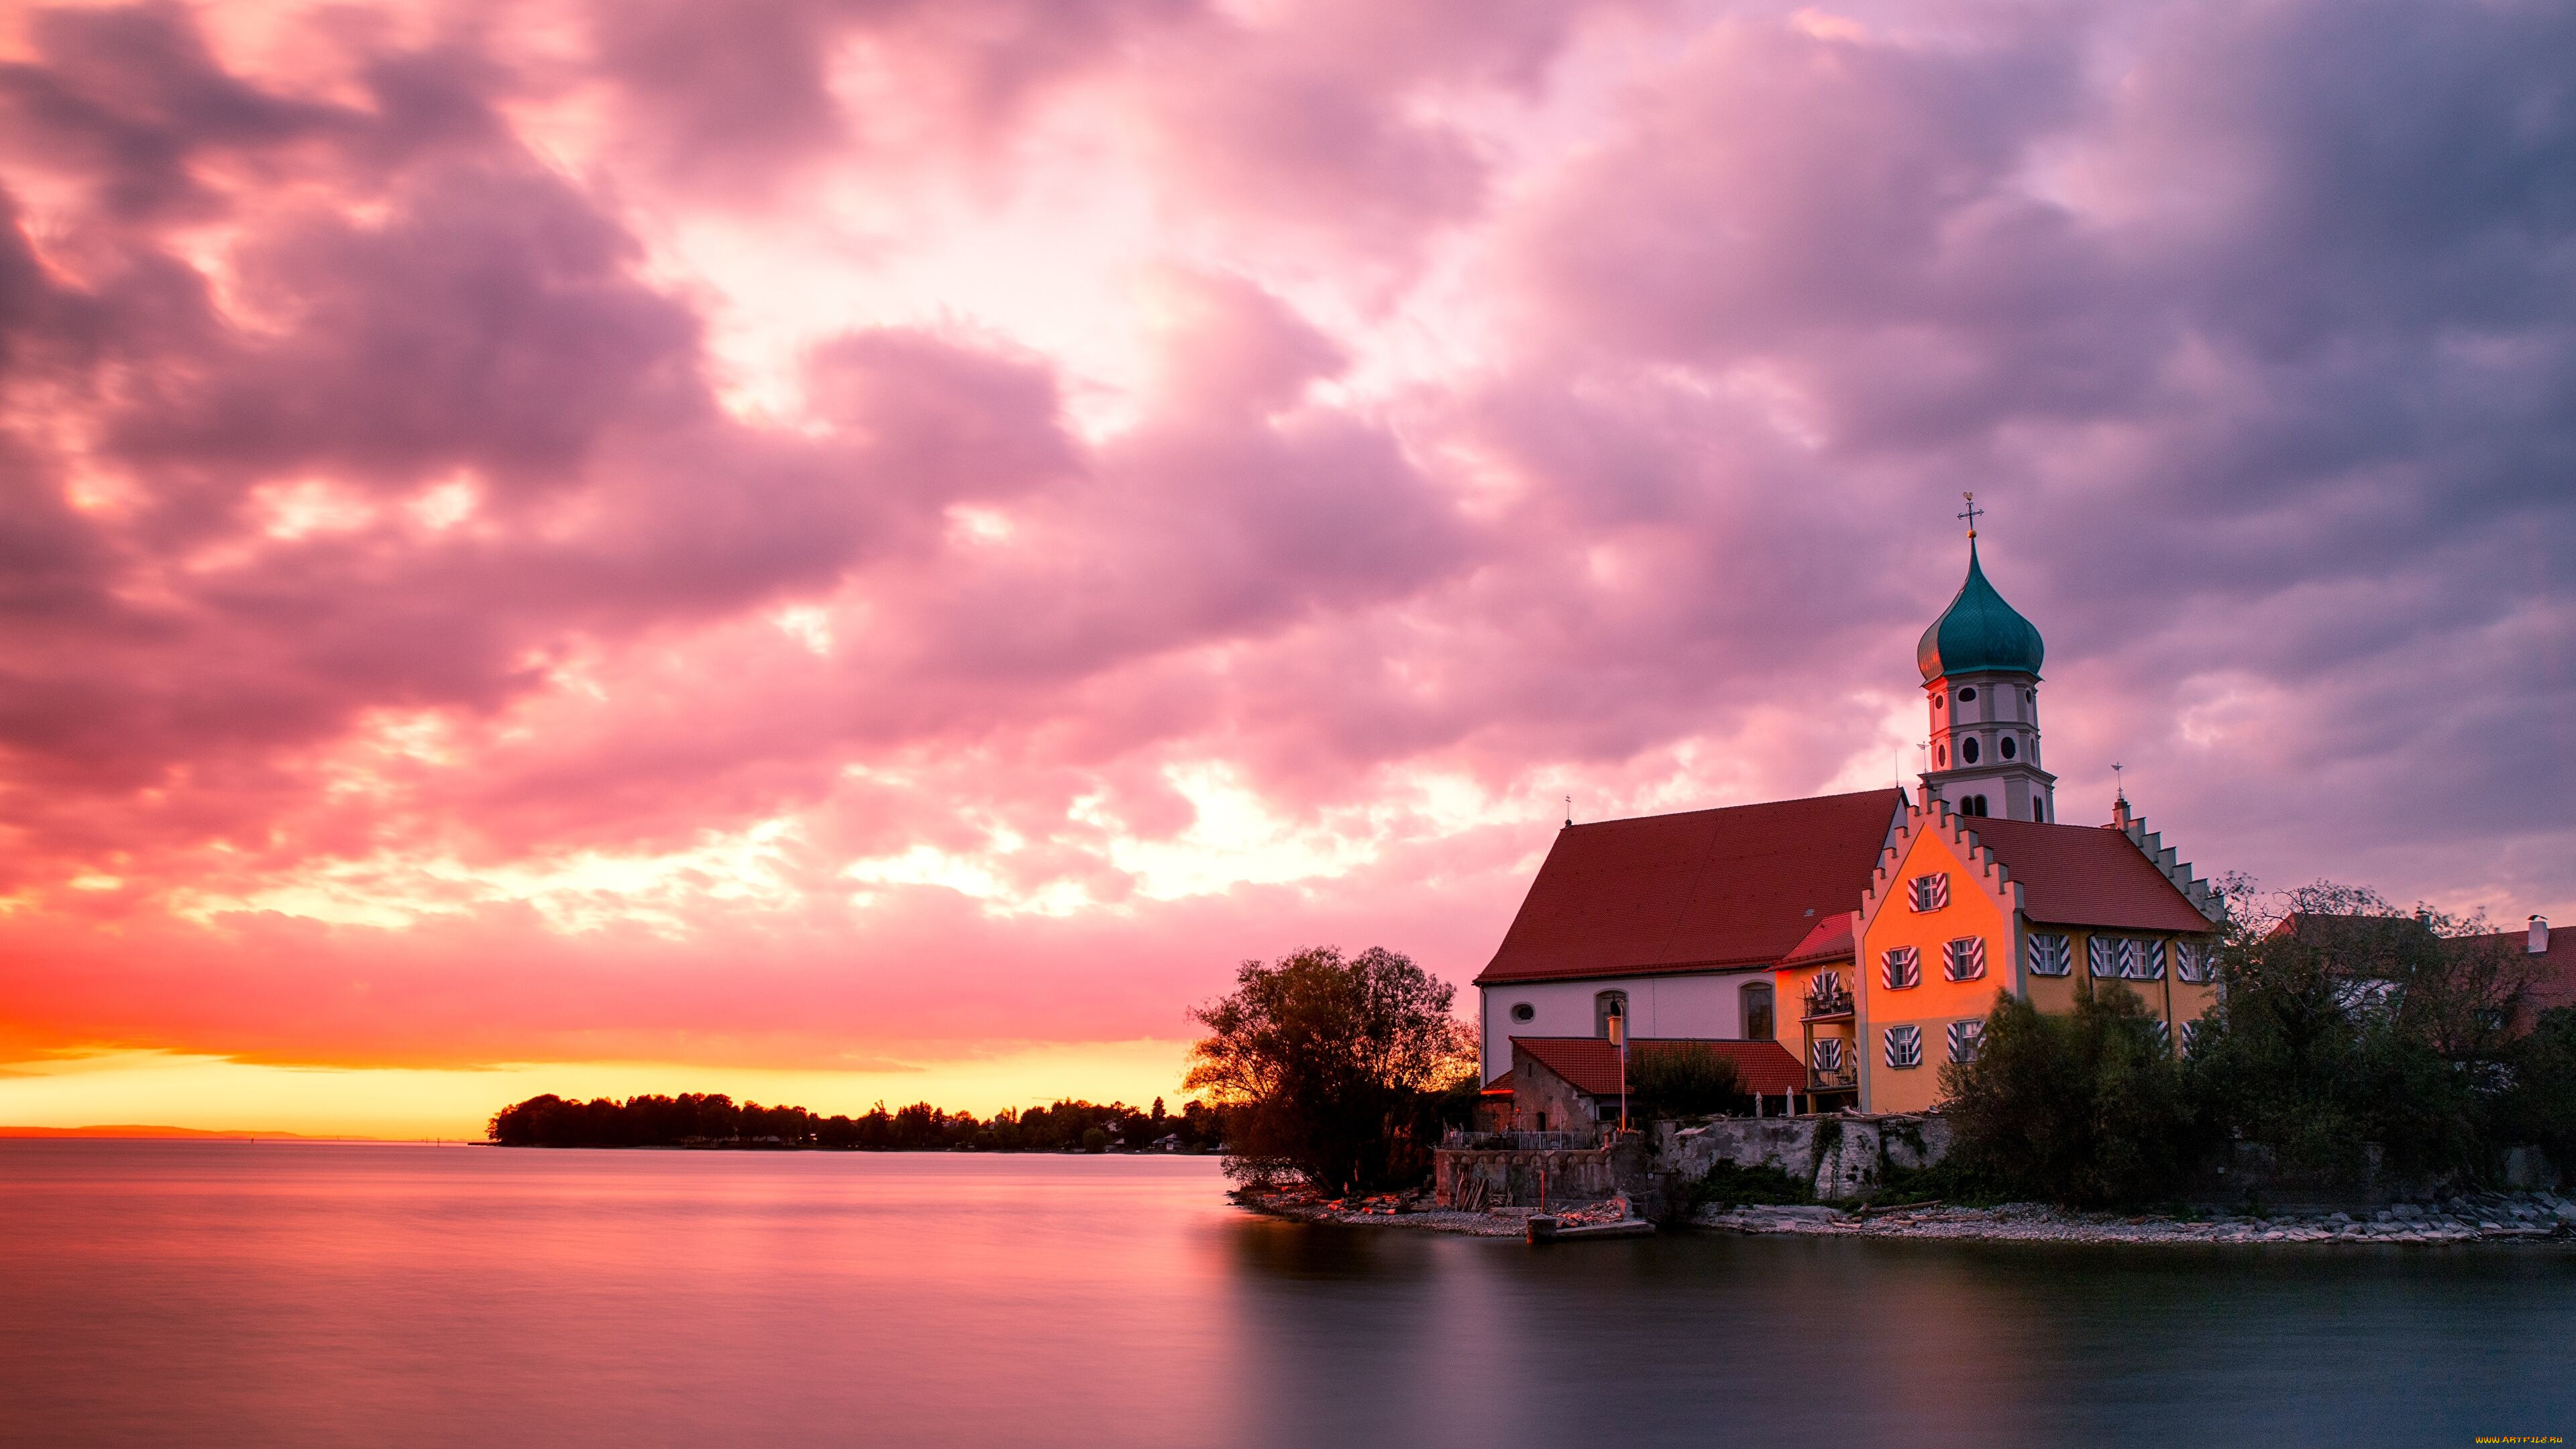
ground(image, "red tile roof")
xmin=1476 ymin=790 xmax=1904 ymax=985
xmin=1782 ymin=910 xmax=1857 ymax=966
xmin=1957 ymin=818 xmax=2216 ymax=933
xmin=1511 ymin=1036 xmax=1809 ymax=1097
xmin=2457 ymin=927 xmax=2575 ymax=1016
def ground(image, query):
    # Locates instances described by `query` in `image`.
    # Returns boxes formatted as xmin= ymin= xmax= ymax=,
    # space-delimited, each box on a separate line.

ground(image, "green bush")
xmin=2187 ymin=898 xmax=2496 ymax=1183
xmin=1693 ymin=1161 xmax=1811 ymax=1208
xmin=2500 ymin=1007 xmax=2576 ymax=1169
xmin=1869 ymin=1158 xmax=2017 ymax=1209
xmin=1938 ymin=986 xmax=2203 ymax=1208
xmin=1628 ymin=1043 xmax=1752 ymax=1120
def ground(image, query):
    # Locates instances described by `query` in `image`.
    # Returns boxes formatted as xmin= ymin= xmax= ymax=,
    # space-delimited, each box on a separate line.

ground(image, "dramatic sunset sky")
xmin=0 ymin=0 xmax=2567 ymax=1136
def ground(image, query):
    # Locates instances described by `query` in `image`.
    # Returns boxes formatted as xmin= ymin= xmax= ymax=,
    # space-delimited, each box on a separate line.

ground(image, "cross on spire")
xmin=1958 ymin=491 xmax=1982 ymax=539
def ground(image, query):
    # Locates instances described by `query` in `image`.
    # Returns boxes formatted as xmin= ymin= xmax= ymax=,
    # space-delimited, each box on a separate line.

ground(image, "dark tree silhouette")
xmin=1184 ymin=945 xmax=1475 ymax=1195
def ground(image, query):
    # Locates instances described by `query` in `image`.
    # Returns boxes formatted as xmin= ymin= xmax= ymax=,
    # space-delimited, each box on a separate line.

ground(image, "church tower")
xmin=1917 ymin=498 xmax=2055 ymax=821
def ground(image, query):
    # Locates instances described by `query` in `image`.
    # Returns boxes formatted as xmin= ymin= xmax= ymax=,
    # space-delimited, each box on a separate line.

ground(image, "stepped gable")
xmin=1513 ymin=1036 xmax=1808 ymax=1098
xmin=1960 ymin=816 xmax=2215 ymax=932
xmin=1476 ymin=789 xmax=1906 ymax=986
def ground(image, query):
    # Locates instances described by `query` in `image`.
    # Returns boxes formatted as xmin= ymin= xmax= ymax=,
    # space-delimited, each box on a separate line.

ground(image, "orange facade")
xmin=1772 ymin=957 xmax=1859 ymax=1099
xmin=1855 ymin=808 xmax=2218 ymax=1114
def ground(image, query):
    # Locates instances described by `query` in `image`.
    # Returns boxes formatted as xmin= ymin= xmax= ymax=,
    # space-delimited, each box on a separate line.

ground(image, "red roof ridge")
xmin=1477 ymin=788 xmax=1905 ymax=986
xmin=1509 ymin=1035 xmax=1808 ymax=1097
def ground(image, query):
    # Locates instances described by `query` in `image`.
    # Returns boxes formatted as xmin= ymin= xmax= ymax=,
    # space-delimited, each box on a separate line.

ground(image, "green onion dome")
xmin=1917 ymin=540 xmax=2044 ymax=682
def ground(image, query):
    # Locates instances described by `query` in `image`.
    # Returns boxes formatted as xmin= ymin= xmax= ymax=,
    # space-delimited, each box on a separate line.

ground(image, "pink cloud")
xmin=0 ymin=0 xmax=2567 ymax=1089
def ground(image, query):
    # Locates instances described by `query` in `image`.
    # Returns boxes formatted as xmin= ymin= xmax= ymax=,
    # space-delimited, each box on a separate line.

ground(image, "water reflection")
xmin=1 ymin=1142 xmax=2568 ymax=1448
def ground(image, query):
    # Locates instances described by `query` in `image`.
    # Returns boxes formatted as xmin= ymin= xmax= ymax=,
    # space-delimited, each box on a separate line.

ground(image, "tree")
xmin=1939 ymin=987 xmax=2201 ymax=1208
xmin=1627 ymin=1044 xmax=1751 ymax=1120
xmin=2501 ymin=1008 xmax=2576 ymax=1169
xmin=2190 ymin=881 xmax=2525 ymax=1182
xmin=1184 ymin=945 xmax=1475 ymax=1195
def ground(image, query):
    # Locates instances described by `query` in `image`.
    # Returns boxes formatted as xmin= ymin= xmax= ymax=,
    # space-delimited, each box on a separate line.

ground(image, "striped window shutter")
xmin=1943 ymin=936 xmax=1987 ymax=981
xmin=1882 ymin=947 xmax=1921 ymax=990
xmin=2088 ymin=936 xmax=2120 ymax=977
xmin=1947 ymin=1020 xmax=1983 ymax=1063
xmin=2027 ymin=932 xmax=2072 ymax=977
xmin=2179 ymin=1019 xmax=2200 ymax=1053
xmin=1813 ymin=1038 xmax=1844 ymax=1073
xmin=1909 ymin=874 xmax=1950 ymax=912
xmin=2150 ymin=1019 xmax=2172 ymax=1053
xmin=1884 ymin=1025 xmax=1922 ymax=1069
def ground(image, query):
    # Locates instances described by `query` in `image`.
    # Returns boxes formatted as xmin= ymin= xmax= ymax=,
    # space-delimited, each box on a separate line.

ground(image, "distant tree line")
xmin=1932 ymin=881 xmax=2576 ymax=1208
xmin=486 ymin=1092 xmax=1224 ymax=1152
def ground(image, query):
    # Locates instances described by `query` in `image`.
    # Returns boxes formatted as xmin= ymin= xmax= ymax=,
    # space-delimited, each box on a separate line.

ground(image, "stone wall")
xmin=1655 ymin=1113 xmax=1953 ymax=1203
xmin=1434 ymin=1136 xmax=1645 ymax=1210
xmin=1436 ymin=1112 xmax=1955 ymax=1212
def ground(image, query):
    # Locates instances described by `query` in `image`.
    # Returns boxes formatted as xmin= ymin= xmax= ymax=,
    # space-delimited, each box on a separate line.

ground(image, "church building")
xmin=1477 ymin=515 xmax=2227 ymax=1124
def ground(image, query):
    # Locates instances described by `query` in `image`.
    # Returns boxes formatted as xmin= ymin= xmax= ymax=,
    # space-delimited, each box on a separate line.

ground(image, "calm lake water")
xmin=0 ymin=1141 xmax=2568 ymax=1448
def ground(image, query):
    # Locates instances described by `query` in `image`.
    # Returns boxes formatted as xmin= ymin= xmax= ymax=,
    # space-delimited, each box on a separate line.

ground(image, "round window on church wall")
xmin=1958 ymin=687 xmax=1976 ymax=702
xmin=2000 ymin=736 xmax=2017 ymax=760
xmin=1511 ymin=1003 xmax=1534 ymax=1023
xmin=1962 ymin=737 xmax=1980 ymax=765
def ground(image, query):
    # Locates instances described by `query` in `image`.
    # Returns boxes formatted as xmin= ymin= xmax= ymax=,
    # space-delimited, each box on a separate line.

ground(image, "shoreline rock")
xmin=1236 ymin=1184 xmax=2576 ymax=1247
xmin=1695 ymin=1189 xmax=2576 ymax=1245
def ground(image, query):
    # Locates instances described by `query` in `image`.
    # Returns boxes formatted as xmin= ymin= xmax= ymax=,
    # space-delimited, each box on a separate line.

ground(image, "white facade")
xmin=1478 ymin=971 xmax=1773 ymax=1083
xmin=1919 ymin=669 xmax=2057 ymax=822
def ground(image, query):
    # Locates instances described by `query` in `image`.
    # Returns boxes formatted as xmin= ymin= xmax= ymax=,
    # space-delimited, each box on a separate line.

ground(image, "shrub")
xmin=1939 ymin=986 xmax=2203 ymax=1208
xmin=2500 ymin=1007 xmax=2576 ymax=1169
xmin=1693 ymin=1160 xmax=1811 ymax=1208
xmin=1629 ymin=1043 xmax=1752 ymax=1120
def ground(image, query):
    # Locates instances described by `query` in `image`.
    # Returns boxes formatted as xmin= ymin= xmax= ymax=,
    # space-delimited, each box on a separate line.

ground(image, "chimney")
xmin=2533 ymin=916 xmax=2551 ymax=955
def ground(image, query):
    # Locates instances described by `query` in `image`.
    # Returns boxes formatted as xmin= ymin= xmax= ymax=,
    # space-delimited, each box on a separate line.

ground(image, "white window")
xmin=1814 ymin=969 xmax=1843 ymax=997
xmin=1813 ymin=1038 xmax=1845 ymax=1073
xmin=2027 ymin=932 xmax=2072 ymax=977
xmin=1884 ymin=1025 xmax=1923 ymax=1069
xmin=2125 ymin=940 xmax=2163 ymax=981
xmin=2175 ymin=943 xmax=2214 ymax=983
xmin=1882 ymin=946 xmax=1921 ymax=990
xmin=2087 ymin=935 xmax=2121 ymax=978
xmin=1943 ymin=936 xmax=1987 ymax=982
xmin=1909 ymin=874 xmax=1950 ymax=912
xmin=1947 ymin=1020 xmax=1984 ymax=1064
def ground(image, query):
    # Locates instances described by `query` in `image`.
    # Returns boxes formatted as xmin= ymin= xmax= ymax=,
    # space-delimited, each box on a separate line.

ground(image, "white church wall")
xmin=1479 ymin=972 xmax=1764 ymax=1082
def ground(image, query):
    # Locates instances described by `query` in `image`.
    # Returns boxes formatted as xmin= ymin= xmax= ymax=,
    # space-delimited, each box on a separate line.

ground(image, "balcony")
xmin=1807 ymin=1064 xmax=1858 ymax=1091
xmin=1802 ymin=985 xmax=1855 ymax=1020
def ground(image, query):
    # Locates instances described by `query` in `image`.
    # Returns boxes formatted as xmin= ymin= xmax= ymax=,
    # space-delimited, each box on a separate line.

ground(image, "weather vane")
xmin=1958 ymin=491 xmax=1982 ymax=539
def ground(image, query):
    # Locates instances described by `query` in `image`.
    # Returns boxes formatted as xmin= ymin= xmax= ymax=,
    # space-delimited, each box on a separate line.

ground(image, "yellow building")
xmin=1477 ymin=515 xmax=2225 ymax=1122
xmin=1851 ymin=800 xmax=2222 ymax=1114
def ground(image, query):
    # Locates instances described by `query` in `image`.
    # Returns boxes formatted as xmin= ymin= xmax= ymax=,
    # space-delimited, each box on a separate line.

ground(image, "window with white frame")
xmin=2027 ymin=932 xmax=2072 ymax=977
xmin=1947 ymin=1020 xmax=1983 ymax=1064
xmin=1884 ymin=1024 xmax=1923 ymax=1069
xmin=2128 ymin=940 xmax=2166 ymax=981
xmin=1943 ymin=936 xmax=1987 ymax=981
xmin=1881 ymin=946 xmax=1921 ymax=990
xmin=1812 ymin=1038 xmax=1845 ymax=1073
xmin=2175 ymin=943 xmax=2214 ymax=983
xmin=2087 ymin=935 xmax=2121 ymax=978
xmin=1909 ymin=874 xmax=1950 ymax=912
